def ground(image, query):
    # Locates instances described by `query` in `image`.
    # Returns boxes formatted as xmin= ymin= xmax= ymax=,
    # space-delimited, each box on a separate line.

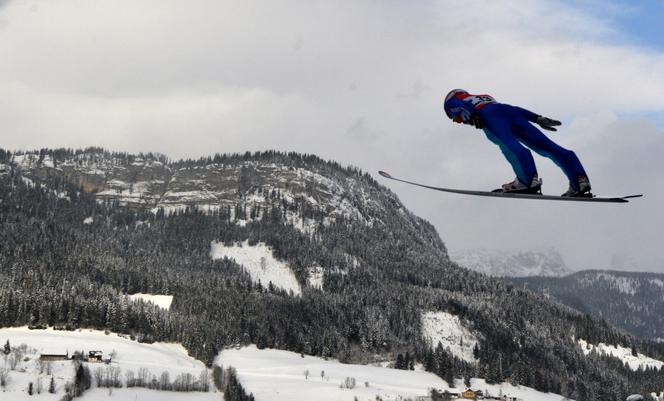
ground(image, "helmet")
xmin=444 ymin=89 xmax=468 ymax=118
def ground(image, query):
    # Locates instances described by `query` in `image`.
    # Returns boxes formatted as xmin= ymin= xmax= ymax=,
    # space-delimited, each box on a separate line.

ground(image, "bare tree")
xmin=125 ymin=369 xmax=135 ymax=388
xmin=137 ymin=367 xmax=149 ymax=387
xmin=94 ymin=367 xmax=105 ymax=387
xmin=0 ymin=368 xmax=9 ymax=388
xmin=109 ymin=366 xmax=122 ymax=388
xmin=37 ymin=377 xmax=43 ymax=394
xmin=159 ymin=370 xmax=171 ymax=391
xmin=37 ymin=358 xmax=45 ymax=374
xmin=198 ymin=369 xmax=209 ymax=392
xmin=304 ymin=369 xmax=310 ymax=380
xmin=8 ymin=349 xmax=23 ymax=370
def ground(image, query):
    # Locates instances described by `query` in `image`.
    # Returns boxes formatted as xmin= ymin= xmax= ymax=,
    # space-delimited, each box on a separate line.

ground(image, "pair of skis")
xmin=378 ymin=171 xmax=643 ymax=203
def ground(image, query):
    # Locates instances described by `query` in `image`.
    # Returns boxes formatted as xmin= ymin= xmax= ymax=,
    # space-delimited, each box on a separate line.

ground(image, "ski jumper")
xmin=444 ymin=92 xmax=588 ymax=190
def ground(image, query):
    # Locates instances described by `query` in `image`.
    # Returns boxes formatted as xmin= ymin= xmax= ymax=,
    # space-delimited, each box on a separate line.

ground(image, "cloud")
xmin=1 ymin=0 xmax=663 ymax=270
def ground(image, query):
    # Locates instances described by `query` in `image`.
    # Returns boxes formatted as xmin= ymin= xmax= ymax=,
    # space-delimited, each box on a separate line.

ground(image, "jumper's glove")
xmin=535 ymin=115 xmax=562 ymax=132
xmin=467 ymin=112 xmax=485 ymax=129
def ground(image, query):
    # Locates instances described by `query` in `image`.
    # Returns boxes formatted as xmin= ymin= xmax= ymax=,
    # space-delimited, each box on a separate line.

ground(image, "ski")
xmin=378 ymin=171 xmax=643 ymax=203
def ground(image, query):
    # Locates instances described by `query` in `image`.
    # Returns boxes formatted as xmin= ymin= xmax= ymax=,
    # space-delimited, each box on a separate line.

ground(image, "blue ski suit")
xmin=444 ymin=92 xmax=588 ymax=190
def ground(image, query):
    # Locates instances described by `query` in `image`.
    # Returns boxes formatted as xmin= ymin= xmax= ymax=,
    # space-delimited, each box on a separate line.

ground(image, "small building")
xmin=463 ymin=389 xmax=478 ymax=399
xmin=40 ymin=353 xmax=68 ymax=361
xmin=88 ymin=351 xmax=103 ymax=362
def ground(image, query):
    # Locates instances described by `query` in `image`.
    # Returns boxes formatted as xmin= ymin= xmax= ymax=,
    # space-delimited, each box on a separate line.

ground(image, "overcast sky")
xmin=1 ymin=0 xmax=663 ymax=272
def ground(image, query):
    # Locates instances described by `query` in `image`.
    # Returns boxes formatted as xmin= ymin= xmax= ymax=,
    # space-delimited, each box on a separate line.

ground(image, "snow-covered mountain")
xmin=8 ymin=149 xmax=437 ymax=240
xmin=450 ymin=247 xmax=571 ymax=277
xmin=2 ymin=147 xmax=664 ymax=400
xmin=510 ymin=270 xmax=664 ymax=340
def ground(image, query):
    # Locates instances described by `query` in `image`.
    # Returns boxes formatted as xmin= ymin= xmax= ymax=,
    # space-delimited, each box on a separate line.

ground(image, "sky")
xmin=1 ymin=0 xmax=663 ymax=272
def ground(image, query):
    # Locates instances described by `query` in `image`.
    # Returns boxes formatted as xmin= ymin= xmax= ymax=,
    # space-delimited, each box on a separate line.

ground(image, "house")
xmin=463 ymin=389 xmax=478 ymax=399
xmin=88 ymin=351 xmax=103 ymax=362
xmin=39 ymin=353 xmax=68 ymax=361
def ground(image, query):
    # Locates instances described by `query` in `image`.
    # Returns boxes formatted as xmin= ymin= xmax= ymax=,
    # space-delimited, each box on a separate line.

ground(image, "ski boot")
xmin=492 ymin=174 xmax=542 ymax=194
xmin=561 ymin=175 xmax=592 ymax=197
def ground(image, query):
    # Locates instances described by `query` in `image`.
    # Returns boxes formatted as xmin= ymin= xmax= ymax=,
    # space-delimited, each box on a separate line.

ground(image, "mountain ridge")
xmin=451 ymin=247 xmax=571 ymax=277
xmin=509 ymin=269 xmax=664 ymax=341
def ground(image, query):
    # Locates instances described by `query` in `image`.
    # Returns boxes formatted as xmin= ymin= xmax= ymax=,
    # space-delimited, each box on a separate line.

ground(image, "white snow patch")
xmin=21 ymin=176 xmax=35 ymax=188
xmin=83 ymin=217 xmax=94 ymax=225
xmin=421 ymin=311 xmax=479 ymax=363
xmin=126 ymin=293 xmax=174 ymax=310
xmin=649 ymin=279 xmax=664 ymax=289
xmin=210 ymin=241 xmax=302 ymax=296
xmin=307 ymin=266 xmax=324 ymax=289
xmin=578 ymin=338 xmax=664 ymax=371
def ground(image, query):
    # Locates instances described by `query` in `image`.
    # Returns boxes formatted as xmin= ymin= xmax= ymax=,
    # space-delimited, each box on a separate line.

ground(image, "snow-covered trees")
xmin=1 ymin=148 xmax=663 ymax=401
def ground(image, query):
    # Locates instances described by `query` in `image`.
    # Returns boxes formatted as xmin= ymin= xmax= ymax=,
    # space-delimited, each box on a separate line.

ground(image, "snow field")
xmin=465 ymin=378 xmax=572 ymax=401
xmin=421 ymin=311 xmax=479 ymax=363
xmin=577 ymin=338 xmax=664 ymax=370
xmin=77 ymin=387 xmax=219 ymax=401
xmin=217 ymin=346 xmax=574 ymax=401
xmin=210 ymin=240 xmax=302 ymax=296
xmin=0 ymin=327 xmax=216 ymax=401
xmin=216 ymin=345 xmax=446 ymax=401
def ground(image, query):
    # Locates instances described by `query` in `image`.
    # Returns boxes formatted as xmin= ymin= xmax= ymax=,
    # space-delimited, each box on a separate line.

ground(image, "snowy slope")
xmin=451 ymin=248 xmax=570 ymax=277
xmin=210 ymin=240 xmax=302 ymax=295
xmin=0 ymin=327 xmax=216 ymax=401
xmin=217 ymin=345 xmax=446 ymax=401
xmin=577 ymin=338 xmax=664 ymax=371
xmin=421 ymin=311 xmax=479 ymax=363
xmin=126 ymin=293 xmax=174 ymax=310
xmin=217 ymin=345 xmax=574 ymax=401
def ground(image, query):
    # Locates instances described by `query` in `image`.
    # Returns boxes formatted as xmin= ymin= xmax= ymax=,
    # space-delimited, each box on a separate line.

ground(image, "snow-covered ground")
xmin=210 ymin=240 xmax=302 ymax=296
xmin=577 ymin=338 xmax=664 ymax=370
xmin=217 ymin=345 xmax=445 ymax=401
xmin=464 ymin=378 xmax=571 ymax=401
xmin=421 ymin=311 xmax=479 ymax=363
xmin=76 ymin=387 xmax=218 ymax=401
xmin=217 ymin=345 xmax=573 ymax=401
xmin=126 ymin=293 xmax=174 ymax=310
xmin=0 ymin=327 xmax=216 ymax=401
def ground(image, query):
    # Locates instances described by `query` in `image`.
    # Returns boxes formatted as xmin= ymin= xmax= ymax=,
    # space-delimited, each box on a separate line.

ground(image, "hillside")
xmin=509 ymin=270 xmax=664 ymax=341
xmin=0 ymin=326 xmax=217 ymax=401
xmin=1 ymin=148 xmax=663 ymax=401
xmin=450 ymin=248 xmax=571 ymax=277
